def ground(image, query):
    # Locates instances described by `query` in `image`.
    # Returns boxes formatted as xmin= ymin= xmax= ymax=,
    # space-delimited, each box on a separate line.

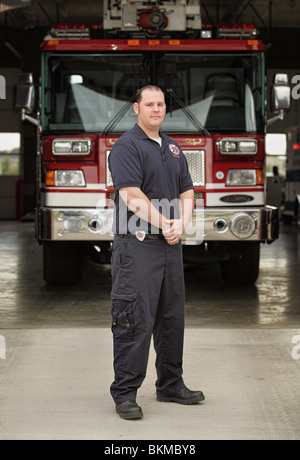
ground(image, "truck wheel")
xmin=43 ymin=242 xmax=81 ymax=285
xmin=219 ymin=243 xmax=260 ymax=285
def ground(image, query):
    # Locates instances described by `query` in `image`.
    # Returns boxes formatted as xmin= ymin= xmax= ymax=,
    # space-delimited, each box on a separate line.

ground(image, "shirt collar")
xmin=132 ymin=124 xmax=148 ymax=139
xmin=132 ymin=123 xmax=169 ymax=144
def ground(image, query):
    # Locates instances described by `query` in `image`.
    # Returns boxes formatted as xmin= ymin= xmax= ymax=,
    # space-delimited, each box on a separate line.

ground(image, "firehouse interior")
xmin=0 ymin=0 xmax=300 ymax=440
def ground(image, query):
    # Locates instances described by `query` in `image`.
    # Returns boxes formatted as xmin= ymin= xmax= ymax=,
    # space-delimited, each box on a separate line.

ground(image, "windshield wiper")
xmin=166 ymin=88 xmax=210 ymax=136
xmin=100 ymin=95 xmax=136 ymax=136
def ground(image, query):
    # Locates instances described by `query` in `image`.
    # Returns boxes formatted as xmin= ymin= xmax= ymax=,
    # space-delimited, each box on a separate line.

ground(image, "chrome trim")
xmin=52 ymin=138 xmax=92 ymax=156
xmin=218 ymin=138 xmax=258 ymax=155
xmin=37 ymin=208 xmax=114 ymax=241
xmin=37 ymin=206 xmax=279 ymax=244
xmin=181 ymin=206 xmax=279 ymax=244
xmin=183 ymin=150 xmax=205 ymax=186
xmin=106 ymin=150 xmax=113 ymax=187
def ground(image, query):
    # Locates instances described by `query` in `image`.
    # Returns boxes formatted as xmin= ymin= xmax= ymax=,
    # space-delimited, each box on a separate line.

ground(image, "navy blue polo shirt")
xmin=108 ymin=124 xmax=194 ymax=234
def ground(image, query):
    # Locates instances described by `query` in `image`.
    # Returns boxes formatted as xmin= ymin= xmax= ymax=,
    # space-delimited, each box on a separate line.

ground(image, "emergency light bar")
xmin=50 ymin=24 xmax=91 ymax=39
xmin=217 ymin=24 xmax=259 ymax=39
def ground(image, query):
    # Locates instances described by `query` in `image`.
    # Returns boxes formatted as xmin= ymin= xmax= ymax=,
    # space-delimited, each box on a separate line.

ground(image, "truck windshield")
xmin=42 ymin=51 xmax=265 ymax=134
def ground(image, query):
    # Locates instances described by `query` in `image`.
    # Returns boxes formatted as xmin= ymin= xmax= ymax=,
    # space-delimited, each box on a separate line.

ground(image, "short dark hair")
xmin=135 ymin=85 xmax=165 ymax=104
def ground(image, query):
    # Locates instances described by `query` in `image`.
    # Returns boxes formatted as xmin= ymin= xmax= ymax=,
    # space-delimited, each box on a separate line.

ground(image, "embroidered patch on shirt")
xmin=169 ymin=144 xmax=180 ymax=157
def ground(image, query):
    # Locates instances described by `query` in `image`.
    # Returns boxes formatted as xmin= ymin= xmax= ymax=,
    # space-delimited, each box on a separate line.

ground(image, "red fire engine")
xmin=16 ymin=0 xmax=291 ymax=285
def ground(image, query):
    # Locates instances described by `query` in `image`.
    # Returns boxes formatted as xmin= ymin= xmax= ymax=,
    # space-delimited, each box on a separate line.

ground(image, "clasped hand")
xmin=162 ymin=219 xmax=183 ymax=245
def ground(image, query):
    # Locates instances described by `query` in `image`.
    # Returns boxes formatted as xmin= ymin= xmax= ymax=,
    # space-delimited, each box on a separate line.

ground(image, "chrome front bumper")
xmin=36 ymin=206 xmax=279 ymax=244
xmin=36 ymin=208 xmax=115 ymax=242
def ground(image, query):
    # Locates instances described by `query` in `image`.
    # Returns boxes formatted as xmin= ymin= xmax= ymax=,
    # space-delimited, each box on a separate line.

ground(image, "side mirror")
xmin=270 ymin=73 xmax=291 ymax=113
xmin=15 ymin=73 xmax=36 ymax=114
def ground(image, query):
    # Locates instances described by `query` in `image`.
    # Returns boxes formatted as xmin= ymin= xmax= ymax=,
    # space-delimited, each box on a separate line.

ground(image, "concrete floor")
xmin=0 ymin=221 xmax=300 ymax=440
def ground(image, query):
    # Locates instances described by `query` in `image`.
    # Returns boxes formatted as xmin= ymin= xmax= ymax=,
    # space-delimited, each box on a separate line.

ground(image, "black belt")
xmin=115 ymin=233 xmax=164 ymax=241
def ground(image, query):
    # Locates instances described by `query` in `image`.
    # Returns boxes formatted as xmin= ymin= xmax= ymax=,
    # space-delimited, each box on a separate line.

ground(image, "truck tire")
xmin=219 ymin=243 xmax=260 ymax=285
xmin=43 ymin=242 xmax=81 ymax=285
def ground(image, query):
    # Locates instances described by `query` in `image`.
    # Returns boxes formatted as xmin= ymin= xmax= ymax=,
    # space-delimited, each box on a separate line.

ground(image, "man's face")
xmin=133 ymin=89 xmax=166 ymax=133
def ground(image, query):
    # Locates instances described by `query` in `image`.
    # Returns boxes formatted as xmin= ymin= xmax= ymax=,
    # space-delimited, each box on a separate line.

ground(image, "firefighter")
xmin=108 ymin=85 xmax=205 ymax=420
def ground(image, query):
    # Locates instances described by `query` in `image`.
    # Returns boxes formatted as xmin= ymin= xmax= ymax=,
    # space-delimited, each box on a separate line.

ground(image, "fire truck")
xmin=16 ymin=0 xmax=291 ymax=285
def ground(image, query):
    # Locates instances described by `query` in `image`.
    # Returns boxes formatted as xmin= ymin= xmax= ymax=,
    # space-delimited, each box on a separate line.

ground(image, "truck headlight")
xmin=226 ymin=169 xmax=256 ymax=186
xmin=219 ymin=139 xmax=258 ymax=155
xmin=52 ymin=138 xmax=92 ymax=156
xmin=226 ymin=169 xmax=264 ymax=186
xmin=46 ymin=170 xmax=86 ymax=187
xmin=55 ymin=170 xmax=85 ymax=186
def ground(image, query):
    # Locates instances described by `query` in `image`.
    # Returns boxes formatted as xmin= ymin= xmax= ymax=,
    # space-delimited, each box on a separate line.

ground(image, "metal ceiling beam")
xmin=248 ymin=2 xmax=268 ymax=27
xmin=223 ymin=0 xmax=253 ymax=22
xmin=201 ymin=1 xmax=214 ymax=25
xmin=5 ymin=9 xmax=21 ymax=26
xmin=56 ymin=0 xmax=60 ymax=22
xmin=37 ymin=1 xmax=53 ymax=23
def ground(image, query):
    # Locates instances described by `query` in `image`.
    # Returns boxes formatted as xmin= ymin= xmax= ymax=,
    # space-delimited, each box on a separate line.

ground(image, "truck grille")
xmin=183 ymin=150 xmax=205 ymax=186
xmin=106 ymin=149 xmax=205 ymax=188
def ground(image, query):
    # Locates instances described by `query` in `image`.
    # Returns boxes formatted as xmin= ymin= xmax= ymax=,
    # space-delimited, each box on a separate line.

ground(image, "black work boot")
xmin=156 ymin=386 xmax=205 ymax=405
xmin=115 ymin=400 xmax=143 ymax=420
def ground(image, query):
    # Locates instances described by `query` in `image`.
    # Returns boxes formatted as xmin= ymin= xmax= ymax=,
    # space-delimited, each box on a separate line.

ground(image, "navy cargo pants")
xmin=110 ymin=234 xmax=186 ymax=404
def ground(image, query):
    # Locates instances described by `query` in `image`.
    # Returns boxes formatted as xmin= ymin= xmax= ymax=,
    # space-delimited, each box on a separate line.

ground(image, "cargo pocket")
xmin=111 ymin=292 xmax=138 ymax=340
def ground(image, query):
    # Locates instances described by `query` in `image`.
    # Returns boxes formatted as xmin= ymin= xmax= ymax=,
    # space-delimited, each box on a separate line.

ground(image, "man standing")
xmin=109 ymin=85 xmax=204 ymax=420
